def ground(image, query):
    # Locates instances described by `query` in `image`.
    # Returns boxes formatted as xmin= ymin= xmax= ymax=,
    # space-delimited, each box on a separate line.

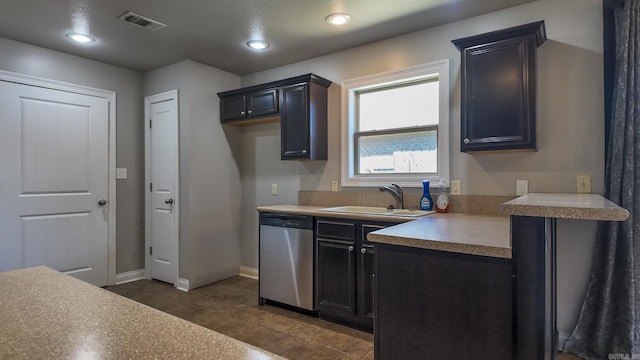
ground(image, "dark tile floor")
xmin=105 ymin=276 xmax=582 ymax=360
xmin=105 ymin=276 xmax=374 ymax=359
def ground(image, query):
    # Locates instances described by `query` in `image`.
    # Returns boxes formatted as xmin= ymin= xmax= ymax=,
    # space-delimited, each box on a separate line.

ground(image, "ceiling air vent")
xmin=118 ymin=11 xmax=167 ymax=31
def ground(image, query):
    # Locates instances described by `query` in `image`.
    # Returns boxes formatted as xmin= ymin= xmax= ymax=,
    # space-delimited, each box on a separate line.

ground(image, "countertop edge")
xmin=368 ymin=232 xmax=512 ymax=259
xmin=501 ymin=193 xmax=629 ymax=221
xmin=257 ymin=205 xmax=411 ymax=223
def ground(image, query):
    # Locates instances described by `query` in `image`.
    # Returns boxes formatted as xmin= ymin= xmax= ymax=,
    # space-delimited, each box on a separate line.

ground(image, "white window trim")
xmin=340 ymin=59 xmax=450 ymax=188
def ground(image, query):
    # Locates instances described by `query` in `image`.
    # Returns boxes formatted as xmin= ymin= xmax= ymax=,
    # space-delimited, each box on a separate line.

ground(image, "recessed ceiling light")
xmin=326 ymin=13 xmax=351 ymax=26
xmin=247 ymin=40 xmax=270 ymax=50
xmin=66 ymin=33 xmax=95 ymax=43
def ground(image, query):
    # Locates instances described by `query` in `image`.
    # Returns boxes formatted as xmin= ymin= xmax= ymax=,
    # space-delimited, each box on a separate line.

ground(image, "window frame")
xmin=340 ymin=59 xmax=450 ymax=188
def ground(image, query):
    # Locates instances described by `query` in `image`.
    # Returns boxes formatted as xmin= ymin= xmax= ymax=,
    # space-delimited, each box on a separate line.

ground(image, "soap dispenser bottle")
xmin=420 ymin=180 xmax=434 ymax=211
xmin=435 ymin=178 xmax=450 ymax=213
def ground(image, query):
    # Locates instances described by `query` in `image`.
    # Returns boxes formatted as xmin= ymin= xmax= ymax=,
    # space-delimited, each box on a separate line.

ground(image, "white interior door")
xmin=0 ymin=80 xmax=110 ymax=286
xmin=145 ymin=90 xmax=179 ymax=284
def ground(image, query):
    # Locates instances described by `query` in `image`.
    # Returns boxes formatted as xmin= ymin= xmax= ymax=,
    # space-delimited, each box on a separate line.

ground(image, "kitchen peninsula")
xmin=369 ymin=193 xmax=628 ymax=360
xmin=0 ymin=266 xmax=283 ymax=360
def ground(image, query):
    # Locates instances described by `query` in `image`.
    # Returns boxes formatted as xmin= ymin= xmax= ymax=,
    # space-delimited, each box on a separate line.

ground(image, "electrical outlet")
xmin=516 ymin=180 xmax=528 ymax=196
xmin=271 ymin=184 xmax=278 ymax=195
xmin=331 ymin=180 xmax=339 ymax=192
xmin=577 ymin=175 xmax=591 ymax=193
xmin=450 ymin=180 xmax=461 ymax=195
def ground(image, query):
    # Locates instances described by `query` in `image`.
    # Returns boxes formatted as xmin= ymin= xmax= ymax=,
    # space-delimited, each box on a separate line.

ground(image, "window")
xmin=341 ymin=60 xmax=450 ymax=187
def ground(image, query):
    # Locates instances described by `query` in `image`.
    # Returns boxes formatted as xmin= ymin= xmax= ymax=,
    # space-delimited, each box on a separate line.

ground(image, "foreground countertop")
xmin=501 ymin=193 xmax=629 ymax=221
xmin=258 ymin=205 xmax=511 ymax=259
xmin=0 ymin=266 xmax=283 ymax=360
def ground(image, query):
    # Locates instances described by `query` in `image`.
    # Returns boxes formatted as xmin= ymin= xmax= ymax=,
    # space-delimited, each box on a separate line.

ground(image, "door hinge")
xmin=150 ymin=246 xmax=153 ymax=256
xmin=149 ymin=119 xmax=152 ymax=129
xmin=149 ymin=182 xmax=152 ymax=192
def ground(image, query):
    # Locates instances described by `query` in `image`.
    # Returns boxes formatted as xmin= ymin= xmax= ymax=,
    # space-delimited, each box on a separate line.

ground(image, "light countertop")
xmin=257 ymin=193 xmax=628 ymax=260
xmin=366 ymin=213 xmax=511 ymax=259
xmin=0 ymin=266 xmax=283 ymax=360
xmin=501 ymin=193 xmax=629 ymax=221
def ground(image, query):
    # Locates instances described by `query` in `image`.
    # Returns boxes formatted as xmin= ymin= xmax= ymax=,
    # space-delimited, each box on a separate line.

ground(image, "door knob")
xmin=348 ymin=246 xmax=354 ymax=252
xmin=361 ymin=248 xmax=367 ymax=254
xmin=464 ymin=138 xmax=471 ymax=145
xmin=98 ymin=199 xmax=107 ymax=206
xmin=165 ymin=198 xmax=174 ymax=204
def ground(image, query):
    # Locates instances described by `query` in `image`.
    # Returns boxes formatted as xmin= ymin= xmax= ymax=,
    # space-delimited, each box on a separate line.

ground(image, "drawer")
xmin=361 ymin=223 xmax=391 ymax=244
xmin=316 ymin=219 xmax=356 ymax=241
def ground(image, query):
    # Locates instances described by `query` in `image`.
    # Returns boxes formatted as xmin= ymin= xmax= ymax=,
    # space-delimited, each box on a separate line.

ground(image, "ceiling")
xmin=0 ymin=0 xmax=537 ymax=75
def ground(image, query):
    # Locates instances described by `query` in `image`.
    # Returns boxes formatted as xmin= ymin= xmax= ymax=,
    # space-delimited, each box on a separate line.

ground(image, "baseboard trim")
xmin=176 ymin=278 xmax=189 ymax=292
xmin=115 ymin=269 xmax=145 ymax=285
xmin=239 ymin=266 xmax=259 ymax=279
xmin=558 ymin=332 xmax=570 ymax=351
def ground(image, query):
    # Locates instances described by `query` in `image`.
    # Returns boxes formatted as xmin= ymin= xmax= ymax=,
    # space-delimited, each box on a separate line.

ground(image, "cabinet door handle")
xmin=240 ymin=111 xmax=246 ymax=115
xmin=284 ymin=150 xmax=308 ymax=156
xmin=464 ymin=138 xmax=471 ymax=145
xmin=361 ymin=248 xmax=367 ymax=254
xmin=247 ymin=110 xmax=253 ymax=114
xmin=348 ymin=246 xmax=354 ymax=252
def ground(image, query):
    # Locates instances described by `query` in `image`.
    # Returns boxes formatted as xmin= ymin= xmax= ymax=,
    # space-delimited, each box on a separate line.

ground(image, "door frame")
xmin=0 ymin=70 xmax=117 ymax=285
xmin=144 ymin=90 xmax=180 ymax=286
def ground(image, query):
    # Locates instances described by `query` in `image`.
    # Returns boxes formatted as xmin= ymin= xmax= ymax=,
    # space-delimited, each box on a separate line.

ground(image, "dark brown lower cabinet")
xmin=317 ymin=238 xmax=356 ymax=317
xmin=375 ymin=244 xmax=513 ymax=360
xmin=316 ymin=218 xmax=394 ymax=332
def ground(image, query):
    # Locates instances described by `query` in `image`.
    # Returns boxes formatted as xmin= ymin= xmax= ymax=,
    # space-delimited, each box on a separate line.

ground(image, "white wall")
xmin=238 ymin=0 xmax=603 ymax=337
xmin=144 ymin=60 xmax=242 ymax=288
xmin=0 ymin=37 xmax=145 ymax=274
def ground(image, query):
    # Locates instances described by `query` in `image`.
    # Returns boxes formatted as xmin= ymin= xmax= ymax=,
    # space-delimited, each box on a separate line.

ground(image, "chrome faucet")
xmin=379 ymin=183 xmax=404 ymax=209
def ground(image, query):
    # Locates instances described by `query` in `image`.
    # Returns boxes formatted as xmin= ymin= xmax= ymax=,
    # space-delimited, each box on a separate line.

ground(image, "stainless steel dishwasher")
xmin=258 ymin=213 xmax=314 ymax=311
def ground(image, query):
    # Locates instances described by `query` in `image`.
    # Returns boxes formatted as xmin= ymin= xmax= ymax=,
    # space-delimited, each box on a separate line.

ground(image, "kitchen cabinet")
xmin=220 ymin=89 xmax=278 ymax=122
xmin=280 ymin=81 xmax=328 ymax=160
xmin=218 ymin=73 xmax=332 ymax=160
xmin=453 ymin=21 xmax=546 ymax=152
xmin=374 ymin=244 xmax=513 ymax=360
xmin=316 ymin=218 xmax=393 ymax=332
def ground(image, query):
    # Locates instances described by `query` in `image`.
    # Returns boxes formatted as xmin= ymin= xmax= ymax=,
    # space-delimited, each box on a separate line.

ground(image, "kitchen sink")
xmin=319 ymin=206 xmax=435 ymax=218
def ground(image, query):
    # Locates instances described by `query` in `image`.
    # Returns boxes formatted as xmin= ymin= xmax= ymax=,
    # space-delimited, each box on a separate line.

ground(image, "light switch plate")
xmin=271 ymin=183 xmax=278 ymax=195
xmin=450 ymin=180 xmax=461 ymax=195
xmin=516 ymin=180 xmax=528 ymax=196
xmin=577 ymin=175 xmax=591 ymax=193
xmin=331 ymin=180 xmax=339 ymax=192
xmin=116 ymin=168 xmax=127 ymax=179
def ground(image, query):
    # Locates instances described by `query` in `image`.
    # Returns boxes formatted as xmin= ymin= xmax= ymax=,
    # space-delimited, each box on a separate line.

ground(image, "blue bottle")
xmin=420 ymin=180 xmax=434 ymax=211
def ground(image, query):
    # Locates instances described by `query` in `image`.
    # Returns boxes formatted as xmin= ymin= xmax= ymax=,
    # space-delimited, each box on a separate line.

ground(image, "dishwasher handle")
xmin=259 ymin=213 xmax=313 ymax=230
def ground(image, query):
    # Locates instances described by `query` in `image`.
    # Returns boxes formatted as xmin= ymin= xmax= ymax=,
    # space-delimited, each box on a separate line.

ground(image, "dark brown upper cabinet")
xmin=220 ymin=88 xmax=279 ymax=122
xmin=453 ymin=21 xmax=546 ymax=152
xmin=218 ymin=73 xmax=332 ymax=160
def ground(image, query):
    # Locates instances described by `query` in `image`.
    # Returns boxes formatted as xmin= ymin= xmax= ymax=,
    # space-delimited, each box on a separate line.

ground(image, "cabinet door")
xmin=248 ymin=89 xmax=278 ymax=117
xmin=359 ymin=244 xmax=375 ymax=321
xmin=317 ymin=239 xmax=356 ymax=316
xmin=220 ymin=94 xmax=247 ymax=122
xmin=360 ymin=223 xmax=388 ymax=327
xmin=281 ymin=83 xmax=310 ymax=159
xmin=375 ymin=245 xmax=513 ymax=360
xmin=460 ymin=36 xmax=536 ymax=152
